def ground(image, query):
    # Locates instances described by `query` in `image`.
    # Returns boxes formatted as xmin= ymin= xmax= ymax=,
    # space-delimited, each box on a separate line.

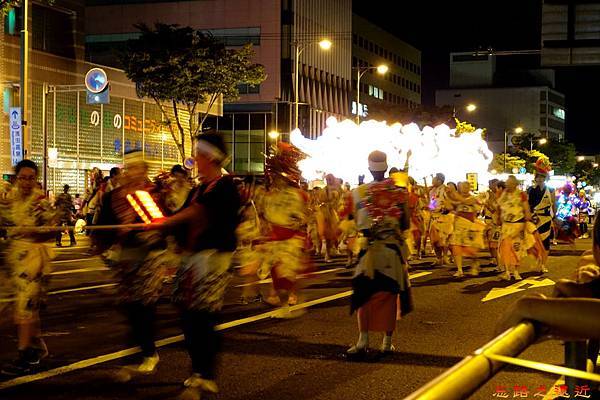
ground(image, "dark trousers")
xmin=124 ymin=302 xmax=156 ymax=357
xmin=181 ymin=310 xmax=221 ymax=379
xmin=56 ymin=220 xmax=76 ymax=245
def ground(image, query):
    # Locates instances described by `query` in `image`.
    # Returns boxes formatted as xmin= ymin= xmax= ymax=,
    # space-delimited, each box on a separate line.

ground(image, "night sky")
xmin=353 ymin=1 xmax=599 ymax=153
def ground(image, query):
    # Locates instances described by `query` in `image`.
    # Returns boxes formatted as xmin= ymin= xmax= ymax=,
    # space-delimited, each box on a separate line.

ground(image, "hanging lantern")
xmin=126 ymin=190 xmax=164 ymax=224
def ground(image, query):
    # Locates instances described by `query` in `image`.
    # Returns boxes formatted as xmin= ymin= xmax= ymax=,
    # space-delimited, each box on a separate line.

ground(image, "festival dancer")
xmin=347 ymin=151 xmax=413 ymax=355
xmin=497 ymin=175 xmax=540 ymax=281
xmin=164 ymin=165 xmax=192 ymax=215
xmin=152 ymin=133 xmax=240 ymax=395
xmin=316 ymin=175 xmax=341 ymax=262
xmin=94 ymin=151 xmax=170 ymax=381
xmin=483 ymin=179 xmax=503 ymax=268
xmin=406 ymin=177 xmax=426 ymax=260
xmin=254 ymin=143 xmax=310 ymax=309
xmin=527 ymin=159 xmax=555 ymax=272
xmin=1 ymin=160 xmax=57 ymax=376
xmin=555 ymin=183 xmax=580 ymax=244
xmin=307 ymin=187 xmax=322 ymax=256
xmin=447 ymin=182 xmax=486 ymax=277
xmin=575 ymin=189 xmax=592 ymax=239
xmin=54 ymin=184 xmax=77 ymax=247
xmin=428 ymin=173 xmax=454 ymax=266
xmin=236 ymin=177 xmax=267 ymax=305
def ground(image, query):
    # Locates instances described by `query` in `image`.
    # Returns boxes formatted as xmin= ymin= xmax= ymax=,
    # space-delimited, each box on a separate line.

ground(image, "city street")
xmin=0 ymin=234 xmax=589 ymax=400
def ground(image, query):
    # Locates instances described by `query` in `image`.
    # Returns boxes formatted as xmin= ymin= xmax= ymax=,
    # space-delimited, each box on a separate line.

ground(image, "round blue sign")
xmin=184 ymin=157 xmax=195 ymax=170
xmin=85 ymin=68 xmax=108 ymax=93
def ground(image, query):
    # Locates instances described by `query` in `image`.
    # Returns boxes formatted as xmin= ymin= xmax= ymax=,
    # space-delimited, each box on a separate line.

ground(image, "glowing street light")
xmin=466 ymin=104 xmax=477 ymax=112
xmin=268 ymin=130 xmax=280 ymax=140
xmin=539 ymin=138 xmax=547 ymax=145
xmin=577 ymin=156 xmax=585 ymax=162
xmin=318 ymin=39 xmax=332 ymax=50
xmin=353 ymin=64 xmax=389 ymax=124
xmin=514 ymin=126 xmax=524 ymax=134
xmin=293 ymin=39 xmax=332 ymax=131
xmin=376 ymin=64 xmax=389 ymax=74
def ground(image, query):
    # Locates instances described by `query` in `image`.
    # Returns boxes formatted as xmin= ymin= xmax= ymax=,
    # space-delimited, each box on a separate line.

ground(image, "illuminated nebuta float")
xmin=290 ymin=117 xmax=494 ymax=186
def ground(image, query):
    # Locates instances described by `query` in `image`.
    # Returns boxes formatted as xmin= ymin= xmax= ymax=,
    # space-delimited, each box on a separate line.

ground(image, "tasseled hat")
xmin=265 ymin=142 xmax=306 ymax=185
xmin=534 ymin=157 xmax=552 ymax=178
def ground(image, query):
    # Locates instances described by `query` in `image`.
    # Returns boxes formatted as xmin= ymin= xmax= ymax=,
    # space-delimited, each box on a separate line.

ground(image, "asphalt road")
xmin=0 ymin=234 xmax=592 ymax=400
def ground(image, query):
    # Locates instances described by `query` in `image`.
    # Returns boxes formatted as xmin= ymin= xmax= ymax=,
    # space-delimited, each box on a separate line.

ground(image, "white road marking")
xmin=236 ymin=269 xmax=431 ymax=288
xmin=51 ymin=257 xmax=101 ymax=265
xmin=0 ymin=283 xmax=118 ymax=303
xmin=235 ymin=267 xmax=346 ymax=287
xmin=48 ymin=283 xmax=118 ymax=295
xmin=481 ymin=277 xmax=555 ymax=302
xmin=50 ymin=267 xmax=110 ymax=276
xmin=543 ymin=377 xmax=565 ymax=400
xmin=53 ymin=246 xmax=89 ymax=251
xmin=0 ymin=270 xmax=432 ymax=389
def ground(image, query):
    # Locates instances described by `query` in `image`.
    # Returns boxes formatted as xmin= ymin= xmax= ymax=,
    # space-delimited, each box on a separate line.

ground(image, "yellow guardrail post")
xmin=565 ymin=341 xmax=588 ymax=396
xmin=404 ymin=321 xmax=537 ymax=400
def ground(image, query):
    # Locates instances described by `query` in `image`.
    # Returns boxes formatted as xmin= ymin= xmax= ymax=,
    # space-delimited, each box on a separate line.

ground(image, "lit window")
xmin=553 ymin=107 xmax=565 ymax=120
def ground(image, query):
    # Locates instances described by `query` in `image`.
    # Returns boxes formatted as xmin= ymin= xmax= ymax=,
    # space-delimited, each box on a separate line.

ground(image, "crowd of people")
xmin=0 ymin=135 xmax=599 ymax=398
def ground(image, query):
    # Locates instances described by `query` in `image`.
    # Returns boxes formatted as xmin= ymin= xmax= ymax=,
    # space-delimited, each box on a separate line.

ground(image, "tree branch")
xmin=153 ymin=97 xmax=184 ymax=160
xmin=172 ymin=99 xmax=187 ymax=157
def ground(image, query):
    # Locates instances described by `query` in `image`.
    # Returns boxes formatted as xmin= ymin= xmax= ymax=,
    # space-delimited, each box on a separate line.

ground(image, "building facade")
xmin=85 ymin=0 xmax=353 ymax=174
xmin=436 ymin=86 xmax=566 ymax=153
xmin=351 ymin=14 xmax=421 ymax=121
xmin=436 ymin=52 xmax=565 ymax=153
xmin=1 ymin=0 xmax=219 ymax=195
xmin=541 ymin=0 xmax=600 ymax=66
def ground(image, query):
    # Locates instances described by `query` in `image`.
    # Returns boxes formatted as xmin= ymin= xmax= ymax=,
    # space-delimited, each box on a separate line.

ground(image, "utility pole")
xmin=20 ymin=0 xmax=29 ymax=157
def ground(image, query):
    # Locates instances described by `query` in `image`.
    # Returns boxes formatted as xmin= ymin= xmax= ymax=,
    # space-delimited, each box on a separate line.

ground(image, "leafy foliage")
xmin=119 ymin=23 xmax=266 ymax=158
xmin=1 ymin=1 xmax=54 ymax=15
xmin=540 ymin=139 xmax=577 ymax=175
xmin=573 ymin=160 xmax=600 ymax=186
xmin=489 ymin=153 xmax=527 ymax=173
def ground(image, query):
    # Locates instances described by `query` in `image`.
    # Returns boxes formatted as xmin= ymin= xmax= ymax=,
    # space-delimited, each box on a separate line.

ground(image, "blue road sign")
xmin=85 ymin=68 xmax=108 ymax=94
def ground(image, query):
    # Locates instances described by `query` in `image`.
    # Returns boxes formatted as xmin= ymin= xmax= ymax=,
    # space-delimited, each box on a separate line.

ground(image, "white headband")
xmin=195 ymin=140 xmax=226 ymax=162
xmin=368 ymin=160 xmax=388 ymax=172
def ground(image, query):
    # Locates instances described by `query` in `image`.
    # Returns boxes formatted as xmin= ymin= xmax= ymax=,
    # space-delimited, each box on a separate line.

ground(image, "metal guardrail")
xmin=405 ymin=321 xmax=600 ymax=400
xmin=404 ymin=321 xmax=537 ymax=400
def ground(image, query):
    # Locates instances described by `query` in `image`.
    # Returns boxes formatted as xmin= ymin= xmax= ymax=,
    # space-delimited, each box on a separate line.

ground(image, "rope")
xmin=484 ymin=351 xmax=600 ymax=383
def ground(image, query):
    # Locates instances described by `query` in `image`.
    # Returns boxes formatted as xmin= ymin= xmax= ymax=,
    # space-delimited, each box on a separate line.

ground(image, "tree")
xmin=573 ymin=160 xmax=600 ymax=186
xmin=489 ymin=153 xmax=527 ymax=173
xmin=539 ymin=139 xmax=576 ymax=175
xmin=119 ymin=23 xmax=266 ymax=159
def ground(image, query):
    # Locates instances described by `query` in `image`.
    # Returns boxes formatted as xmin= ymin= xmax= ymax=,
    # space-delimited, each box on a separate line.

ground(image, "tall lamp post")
xmin=292 ymin=39 xmax=332 ymax=131
xmin=354 ymin=64 xmax=388 ymax=125
xmin=504 ymin=126 xmax=523 ymax=173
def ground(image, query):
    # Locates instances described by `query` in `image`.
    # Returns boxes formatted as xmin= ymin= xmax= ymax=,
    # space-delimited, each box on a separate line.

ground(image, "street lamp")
xmin=293 ymin=39 xmax=332 ymax=131
xmin=353 ymin=64 xmax=388 ymax=124
xmin=466 ymin=103 xmax=477 ymax=112
xmin=503 ymin=126 xmax=524 ymax=173
xmin=539 ymin=138 xmax=547 ymax=145
xmin=268 ymin=130 xmax=280 ymax=141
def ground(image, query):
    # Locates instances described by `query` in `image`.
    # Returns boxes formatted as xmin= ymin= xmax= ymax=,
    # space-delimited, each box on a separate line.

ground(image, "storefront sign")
xmin=466 ymin=172 xmax=478 ymax=192
xmin=9 ymin=107 xmax=22 ymax=166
